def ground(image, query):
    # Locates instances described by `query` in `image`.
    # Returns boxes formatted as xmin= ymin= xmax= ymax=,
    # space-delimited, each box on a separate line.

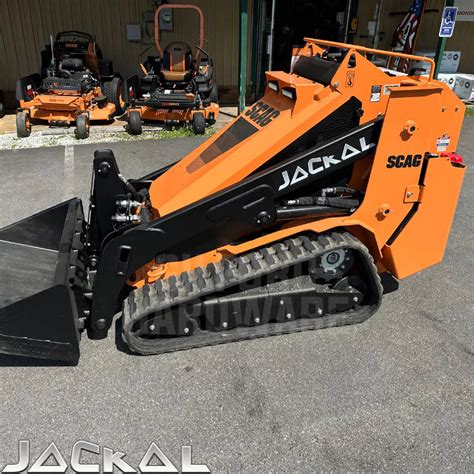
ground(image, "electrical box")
xmin=437 ymin=73 xmax=457 ymax=90
xmin=159 ymin=8 xmax=173 ymax=31
xmin=143 ymin=11 xmax=155 ymax=23
xmin=412 ymin=50 xmax=462 ymax=74
xmin=453 ymin=74 xmax=474 ymax=101
xmin=126 ymin=24 xmax=142 ymax=42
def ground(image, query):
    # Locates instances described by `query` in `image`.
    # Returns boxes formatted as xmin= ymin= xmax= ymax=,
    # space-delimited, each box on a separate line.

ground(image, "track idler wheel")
xmin=75 ymin=113 xmax=90 ymax=140
xmin=310 ymin=248 xmax=354 ymax=282
xmin=16 ymin=110 xmax=32 ymax=138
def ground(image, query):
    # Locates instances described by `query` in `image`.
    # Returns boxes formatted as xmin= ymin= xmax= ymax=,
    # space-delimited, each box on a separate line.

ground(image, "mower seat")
xmin=161 ymin=42 xmax=194 ymax=83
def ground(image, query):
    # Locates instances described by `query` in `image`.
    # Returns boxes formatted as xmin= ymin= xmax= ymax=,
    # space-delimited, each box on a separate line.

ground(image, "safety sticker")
xmin=370 ymin=85 xmax=381 ymax=102
xmin=436 ymin=134 xmax=450 ymax=152
xmin=384 ymin=84 xmax=400 ymax=94
xmin=346 ymin=70 xmax=355 ymax=87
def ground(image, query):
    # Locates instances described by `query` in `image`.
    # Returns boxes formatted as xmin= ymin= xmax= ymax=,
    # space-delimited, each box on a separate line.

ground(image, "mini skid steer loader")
xmin=124 ymin=4 xmax=219 ymax=135
xmin=0 ymin=40 xmax=466 ymax=365
xmin=16 ymin=31 xmax=124 ymax=139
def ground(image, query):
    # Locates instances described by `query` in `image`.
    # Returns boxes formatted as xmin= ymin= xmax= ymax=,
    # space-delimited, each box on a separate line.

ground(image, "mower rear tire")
xmin=75 ymin=114 xmax=90 ymax=140
xmin=103 ymin=77 xmax=125 ymax=115
xmin=16 ymin=111 xmax=31 ymax=138
xmin=209 ymin=82 xmax=219 ymax=104
xmin=128 ymin=111 xmax=142 ymax=135
xmin=192 ymin=112 xmax=206 ymax=135
xmin=0 ymin=102 xmax=5 ymax=118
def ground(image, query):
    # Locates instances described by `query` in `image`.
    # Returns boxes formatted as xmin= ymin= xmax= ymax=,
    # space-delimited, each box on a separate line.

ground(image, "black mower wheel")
xmin=103 ymin=77 xmax=125 ymax=115
xmin=0 ymin=102 xmax=5 ymax=119
xmin=128 ymin=111 xmax=142 ymax=135
xmin=209 ymin=82 xmax=219 ymax=104
xmin=75 ymin=114 xmax=90 ymax=140
xmin=16 ymin=111 xmax=31 ymax=138
xmin=192 ymin=112 xmax=206 ymax=135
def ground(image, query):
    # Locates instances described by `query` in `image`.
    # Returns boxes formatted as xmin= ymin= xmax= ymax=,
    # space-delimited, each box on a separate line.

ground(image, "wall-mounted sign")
xmin=439 ymin=6 xmax=457 ymax=37
xmin=348 ymin=17 xmax=359 ymax=35
xmin=455 ymin=0 xmax=474 ymax=22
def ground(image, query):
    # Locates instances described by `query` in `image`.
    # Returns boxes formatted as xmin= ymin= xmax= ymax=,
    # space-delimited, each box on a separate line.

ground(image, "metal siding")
xmin=0 ymin=0 xmax=247 ymax=94
xmin=351 ymin=0 xmax=379 ymax=47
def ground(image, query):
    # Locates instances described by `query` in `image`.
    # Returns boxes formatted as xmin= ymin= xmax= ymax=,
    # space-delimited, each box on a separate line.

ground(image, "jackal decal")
xmin=278 ymin=137 xmax=375 ymax=191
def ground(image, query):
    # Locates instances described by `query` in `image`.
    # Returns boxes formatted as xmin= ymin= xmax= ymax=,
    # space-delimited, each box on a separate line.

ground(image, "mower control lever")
xmin=195 ymin=45 xmax=210 ymax=59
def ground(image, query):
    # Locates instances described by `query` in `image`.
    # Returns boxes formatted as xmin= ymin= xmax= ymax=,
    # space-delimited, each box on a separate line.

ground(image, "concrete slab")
xmin=0 ymin=120 xmax=472 ymax=471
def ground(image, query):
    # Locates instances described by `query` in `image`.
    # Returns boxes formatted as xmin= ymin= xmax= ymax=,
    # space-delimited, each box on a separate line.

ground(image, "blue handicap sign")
xmin=439 ymin=6 xmax=457 ymax=38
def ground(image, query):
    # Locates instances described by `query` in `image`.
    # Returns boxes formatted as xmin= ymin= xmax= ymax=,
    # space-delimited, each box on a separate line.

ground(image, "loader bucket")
xmin=0 ymin=199 xmax=85 ymax=364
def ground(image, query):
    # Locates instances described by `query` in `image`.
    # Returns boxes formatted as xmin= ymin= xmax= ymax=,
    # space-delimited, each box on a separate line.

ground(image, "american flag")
xmin=387 ymin=0 xmax=426 ymax=72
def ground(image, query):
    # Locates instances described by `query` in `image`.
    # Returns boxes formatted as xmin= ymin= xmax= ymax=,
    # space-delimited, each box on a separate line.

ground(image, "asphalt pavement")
xmin=0 ymin=123 xmax=472 ymax=472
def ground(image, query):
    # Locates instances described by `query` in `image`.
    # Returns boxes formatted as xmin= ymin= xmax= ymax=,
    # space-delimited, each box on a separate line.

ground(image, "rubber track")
xmin=122 ymin=232 xmax=382 ymax=355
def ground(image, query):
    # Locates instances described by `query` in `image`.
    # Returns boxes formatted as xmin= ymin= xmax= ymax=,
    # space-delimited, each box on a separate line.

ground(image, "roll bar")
xmin=304 ymin=38 xmax=436 ymax=81
xmin=154 ymin=4 xmax=205 ymax=58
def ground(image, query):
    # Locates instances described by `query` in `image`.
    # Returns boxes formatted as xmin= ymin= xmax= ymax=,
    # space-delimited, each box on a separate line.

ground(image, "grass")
xmin=465 ymin=106 xmax=474 ymax=117
xmin=0 ymin=123 xmax=217 ymax=151
xmin=156 ymin=125 xmax=216 ymax=139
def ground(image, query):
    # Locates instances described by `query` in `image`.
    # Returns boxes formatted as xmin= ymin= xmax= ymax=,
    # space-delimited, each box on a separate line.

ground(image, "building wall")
xmin=0 ymin=0 xmax=253 ymax=101
xmin=352 ymin=0 xmax=474 ymax=73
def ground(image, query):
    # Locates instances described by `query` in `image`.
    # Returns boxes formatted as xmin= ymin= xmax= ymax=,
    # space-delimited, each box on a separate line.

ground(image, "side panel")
xmin=348 ymin=84 xmax=465 ymax=255
xmin=382 ymin=157 xmax=465 ymax=278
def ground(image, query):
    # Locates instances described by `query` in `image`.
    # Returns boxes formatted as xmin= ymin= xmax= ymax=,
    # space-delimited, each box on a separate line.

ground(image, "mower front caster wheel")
xmin=192 ymin=112 xmax=206 ymax=135
xmin=128 ymin=111 xmax=142 ymax=135
xmin=16 ymin=111 xmax=32 ymax=138
xmin=75 ymin=114 xmax=90 ymax=140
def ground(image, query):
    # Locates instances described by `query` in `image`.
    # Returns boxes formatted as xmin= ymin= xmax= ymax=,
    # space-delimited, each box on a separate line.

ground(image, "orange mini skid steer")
xmin=124 ymin=4 xmax=219 ymax=135
xmin=16 ymin=31 xmax=124 ymax=139
xmin=0 ymin=39 xmax=466 ymax=364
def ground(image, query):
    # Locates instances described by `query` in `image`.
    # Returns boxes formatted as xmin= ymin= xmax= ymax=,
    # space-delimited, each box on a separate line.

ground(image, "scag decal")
xmin=278 ymin=137 xmax=375 ymax=191
xmin=245 ymin=101 xmax=280 ymax=127
xmin=386 ymin=154 xmax=423 ymax=168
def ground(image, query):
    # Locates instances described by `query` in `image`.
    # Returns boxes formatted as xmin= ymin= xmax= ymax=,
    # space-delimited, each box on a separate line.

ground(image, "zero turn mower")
xmin=124 ymin=4 xmax=219 ymax=136
xmin=0 ymin=39 xmax=466 ymax=365
xmin=16 ymin=31 xmax=125 ymax=139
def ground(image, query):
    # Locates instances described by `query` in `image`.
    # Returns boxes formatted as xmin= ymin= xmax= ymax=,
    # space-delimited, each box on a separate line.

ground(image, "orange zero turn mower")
xmin=16 ymin=31 xmax=125 ymax=139
xmin=124 ymin=4 xmax=219 ymax=135
xmin=0 ymin=39 xmax=466 ymax=364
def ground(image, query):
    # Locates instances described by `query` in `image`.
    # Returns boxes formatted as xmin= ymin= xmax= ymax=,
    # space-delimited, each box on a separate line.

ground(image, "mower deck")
xmin=25 ymin=94 xmax=116 ymax=124
xmin=132 ymin=101 xmax=219 ymax=123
